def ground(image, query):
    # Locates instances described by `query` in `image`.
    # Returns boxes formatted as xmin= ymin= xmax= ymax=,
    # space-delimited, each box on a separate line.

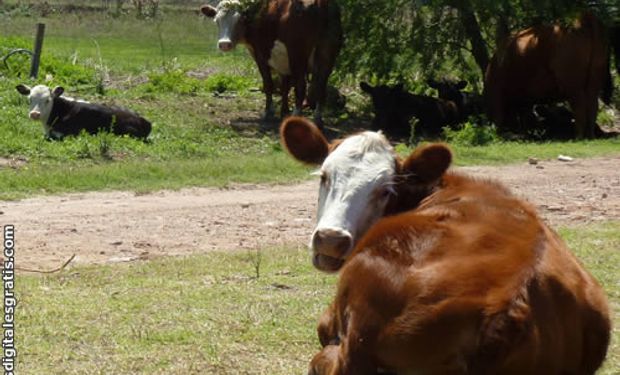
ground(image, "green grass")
xmin=0 ymin=10 xmax=619 ymax=200
xmin=449 ymin=138 xmax=620 ymax=166
xmin=16 ymin=221 xmax=620 ymax=374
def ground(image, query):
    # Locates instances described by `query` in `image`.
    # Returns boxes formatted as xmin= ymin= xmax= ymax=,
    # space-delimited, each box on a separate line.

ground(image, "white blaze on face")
xmin=26 ymin=85 xmax=55 ymax=124
xmin=311 ymin=132 xmax=396 ymax=263
xmin=213 ymin=0 xmax=242 ymax=52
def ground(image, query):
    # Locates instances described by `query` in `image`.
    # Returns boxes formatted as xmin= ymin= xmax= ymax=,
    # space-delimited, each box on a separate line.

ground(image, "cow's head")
xmin=201 ymin=1 xmax=246 ymax=52
xmin=16 ymin=84 xmax=64 ymax=123
xmin=360 ymin=81 xmax=411 ymax=134
xmin=281 ymin=117 xmax=451 ymax=272
xmin=427 ymin=78 xmax=467 ymax=105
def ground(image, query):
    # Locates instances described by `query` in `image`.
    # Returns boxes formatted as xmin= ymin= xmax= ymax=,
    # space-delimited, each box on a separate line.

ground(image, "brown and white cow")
xmin=280 ymin=117 xmax=611 ymax=375
xmin=201 ymin=0 xmax=342 ymax=126
xmin=484 ymin=12 xmax=615 ymax=139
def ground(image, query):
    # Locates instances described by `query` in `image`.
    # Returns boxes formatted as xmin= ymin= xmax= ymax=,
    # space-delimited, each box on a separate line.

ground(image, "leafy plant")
xmin=204 ymin=73 xmax=253 ymax=93
xmin=443 ymin=121 xmax=498 ymax=146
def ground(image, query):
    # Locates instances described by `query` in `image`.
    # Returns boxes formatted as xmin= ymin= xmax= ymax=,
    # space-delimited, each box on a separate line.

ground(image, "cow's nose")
xmin=218 ymin=40 xmax=233 ymax=51
xmin=29 ymin=111 xmax=41 ymax=120
xmin=312 ymin=228 xmax=353 ymax=259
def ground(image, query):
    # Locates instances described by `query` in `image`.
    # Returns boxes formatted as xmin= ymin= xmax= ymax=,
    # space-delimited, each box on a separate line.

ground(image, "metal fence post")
xmin=29 ymin=23 xmax=45 ymax=79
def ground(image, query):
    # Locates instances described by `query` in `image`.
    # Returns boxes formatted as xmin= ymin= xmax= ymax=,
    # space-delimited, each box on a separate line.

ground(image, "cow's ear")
xmin=359 ymin=81 xmax=373 ymax=94
xmin=401 ymin=143 xmax=452 ymax=183
xmin=52 ymin=86 xmax=64 ymax=97
xmin=280 ymin=116 xmax=329 ymax=165
xmin=200 ymin=5 xmax=217 ymax=18
xmin=394 ymin=83 xmax=404 ymax=92
xmin=457 ymin=80 xmax=468 ymax=89
xmin=427 ymin=79 xmax=438 ymax=88
xmin=16 ymin=84 xmax=31 ymax=96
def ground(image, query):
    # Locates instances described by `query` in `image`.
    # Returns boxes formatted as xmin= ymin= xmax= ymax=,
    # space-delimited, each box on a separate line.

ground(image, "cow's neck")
xmin=384 ymin=174 xmax=444 ymax=217
xmin=47 ymin=97 xmax=71 ymax=126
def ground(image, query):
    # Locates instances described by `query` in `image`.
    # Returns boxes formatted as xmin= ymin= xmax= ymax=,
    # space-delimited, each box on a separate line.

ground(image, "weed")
xmin=443 ymin=120 xmax=499 ymax=146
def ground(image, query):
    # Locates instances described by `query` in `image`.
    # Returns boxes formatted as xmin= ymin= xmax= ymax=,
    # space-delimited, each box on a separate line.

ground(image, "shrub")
xmin=142 ymin=69 xmax=201 ymax=95
xmin=204 ymin=73 xmax=253 ymax=94
xmin=443 ymin=121 xmax=499 ymax=146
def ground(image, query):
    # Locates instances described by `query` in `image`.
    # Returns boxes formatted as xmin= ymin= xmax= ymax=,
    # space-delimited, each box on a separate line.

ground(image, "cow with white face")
xmin=200 ymin=0 xmax=342 ymax=126
xmin=280 ymin=116 xmax=451 ymax=272
xmin=17 ymin=84 xmax=61 ymax=137
xmin=16 ymin=84 xmax=152 ymax=140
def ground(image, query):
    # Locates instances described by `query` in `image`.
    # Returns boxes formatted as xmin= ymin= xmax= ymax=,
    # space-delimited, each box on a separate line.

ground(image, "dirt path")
xmin=3 ymin=155 xmax=620 ymax=271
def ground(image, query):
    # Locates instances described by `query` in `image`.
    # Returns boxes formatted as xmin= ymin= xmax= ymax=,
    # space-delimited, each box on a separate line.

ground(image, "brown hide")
xmin=202 ymin=0 xmax=342 ymax=125
xmin=310 ymin=146 xmax=610 ymax=374
xmin=484 ymin=13 xmax=611 ymax=139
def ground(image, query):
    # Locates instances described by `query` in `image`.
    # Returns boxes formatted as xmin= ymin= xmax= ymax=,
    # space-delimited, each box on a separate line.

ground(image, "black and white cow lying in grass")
xmin=16 ymin=84 xmax=152 ymax=140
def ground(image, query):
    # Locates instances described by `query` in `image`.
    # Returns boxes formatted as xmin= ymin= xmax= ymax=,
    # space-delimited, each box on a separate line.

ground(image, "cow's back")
xmin=335 ymin=173 xmax=610 ymax=373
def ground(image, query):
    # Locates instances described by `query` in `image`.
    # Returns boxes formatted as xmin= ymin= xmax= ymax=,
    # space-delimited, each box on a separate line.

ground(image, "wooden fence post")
xmin=29 ymin=23 xmax=45 ymax=79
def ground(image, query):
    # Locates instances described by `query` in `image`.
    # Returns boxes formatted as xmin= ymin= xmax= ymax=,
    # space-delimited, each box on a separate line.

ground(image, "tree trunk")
xmin=449 ymin=0 xmax=489 ymax=76
xmin=495 ymin=13 xmax=511 ymax=49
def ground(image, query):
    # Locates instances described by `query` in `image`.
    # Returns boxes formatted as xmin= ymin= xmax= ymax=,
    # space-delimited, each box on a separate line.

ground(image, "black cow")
xmin=529 ymin=104 xmax=617 ymax=140
xmin=16 ymin=84 xmax=151 ymax=140
xmin=360 ymin=82 xmax=459 ymax=139
xmin=427 ymin=78 xmax=484 ymax=121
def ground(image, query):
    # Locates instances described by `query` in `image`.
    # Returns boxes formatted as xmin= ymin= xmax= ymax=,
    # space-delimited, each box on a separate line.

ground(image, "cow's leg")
xmin=318 ymin=303 xmax=339 ymax=347
xmin=311 ymin=36 xmax=341 ymax=127
xmin=256 ymin=60 xmax=275 ymax=120
xmin=569 ymin=94 xmax=588 ymax=139
xmin=310 ymin=70 xmax=329 ymax=127
xmin=308 ymin=345 xmax=339 ymax=375
xmin=292 ymin=73 xmax=307 ymax=117
xmin=585 ymin=92 xmax=599 ymax=139
xmin=280 ymin=74 xmax=291 ymax=117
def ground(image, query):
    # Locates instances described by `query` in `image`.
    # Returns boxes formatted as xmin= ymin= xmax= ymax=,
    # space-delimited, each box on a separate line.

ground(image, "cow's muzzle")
xmin=218 ymin=40 xmax=234 ymax=52
xmin=311 ymin=228 xmax=353 ymax=272
xmin=29 ymin=111 xmax=41 ymax=120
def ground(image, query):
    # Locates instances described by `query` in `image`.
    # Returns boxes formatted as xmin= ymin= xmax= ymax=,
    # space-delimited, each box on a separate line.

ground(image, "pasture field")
xmin=1 ymin=3 xmax=619 ymax=374
xmin=0 ymin=5 xmax=618 ymax=199
xmin=16 ymin=222 xmax=620 ymax=374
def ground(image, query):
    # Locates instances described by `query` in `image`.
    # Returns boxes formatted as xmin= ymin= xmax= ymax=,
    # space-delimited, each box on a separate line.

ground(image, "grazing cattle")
xmin=16 ymin=84 xmax=151 ymax=140
xmin=280 ymin=117 xmax=611 ymax=375
xmin=484 ymin=12 xmax=614 ymax=139
xmin=360 ymin=82 xmax=459 ymax=139
xmin=427 ymin=78 xmax=484 ymax=121
xmin=201 ymin=0 xmax=342 ymax=125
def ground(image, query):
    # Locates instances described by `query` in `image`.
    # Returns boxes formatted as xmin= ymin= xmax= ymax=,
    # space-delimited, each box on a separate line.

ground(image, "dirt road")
xmin=3 ymin=155 xmax=619 ymax=271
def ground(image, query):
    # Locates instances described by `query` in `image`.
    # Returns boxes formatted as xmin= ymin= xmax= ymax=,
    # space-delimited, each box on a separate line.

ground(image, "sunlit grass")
xmin=16 ymin=222 xmax=620 ymax=374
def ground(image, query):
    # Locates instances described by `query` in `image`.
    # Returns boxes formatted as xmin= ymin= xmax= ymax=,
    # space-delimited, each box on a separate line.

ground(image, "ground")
xmin=6 ymin=154 xmax=619 ymax=272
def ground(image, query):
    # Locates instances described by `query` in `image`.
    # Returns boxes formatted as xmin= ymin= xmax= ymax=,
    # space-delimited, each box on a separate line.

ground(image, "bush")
xmin=443 ymin=121 xmax=499 ymax=146
xmin=142 ymin=69 xmax=201 ymax=95
xmin=204 ymin=73 xmax=254 ymax=94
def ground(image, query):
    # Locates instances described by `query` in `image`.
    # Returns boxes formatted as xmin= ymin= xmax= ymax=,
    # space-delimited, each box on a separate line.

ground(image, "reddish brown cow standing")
xmin=484 ymin=12 xmax=613 ymax=139
xmin=201 ymin=0 xmax=342 ymax=126
xmin=280 ymin=117 xmax=611 ymax=375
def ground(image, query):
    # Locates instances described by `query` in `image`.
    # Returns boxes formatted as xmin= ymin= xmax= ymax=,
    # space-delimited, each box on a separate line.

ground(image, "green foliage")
xmin=598 ymin=107 xmax=617 ymax=127
xmin=335 ymin=0 xmax=614 ymax=85
xmin=204 ymin=73 xmax=254 ymax=93
xmin=142 ymin=69 xmax=202 ymax=95
xmin=40 ymin=54 xmax=101 ymax=88
xmin=140 ymin=69 xmax=254 ymax=96
xmin=443 ymin=121 xmax=498 ymax=146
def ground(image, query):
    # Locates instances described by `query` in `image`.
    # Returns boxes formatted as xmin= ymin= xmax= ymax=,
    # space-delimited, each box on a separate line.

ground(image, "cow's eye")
xmin=377 ymin=187 xmax=393 ymax=200
xmin=320 ymin=172 xmax=328 ymax=186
